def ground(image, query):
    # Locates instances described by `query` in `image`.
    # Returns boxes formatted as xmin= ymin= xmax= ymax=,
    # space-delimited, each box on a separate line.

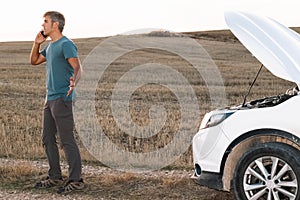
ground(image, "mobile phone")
xmin=41 ymin=31 xmax=47 ymax=38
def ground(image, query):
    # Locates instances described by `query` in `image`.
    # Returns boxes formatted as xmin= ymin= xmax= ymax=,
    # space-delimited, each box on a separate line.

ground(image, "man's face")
xmin=42 ymin=16 xmax=56 ymax=36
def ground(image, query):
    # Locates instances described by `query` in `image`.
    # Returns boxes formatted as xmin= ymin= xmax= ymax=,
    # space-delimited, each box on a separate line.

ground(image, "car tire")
xmin=233 ymin=142 xmax=300 ymax=200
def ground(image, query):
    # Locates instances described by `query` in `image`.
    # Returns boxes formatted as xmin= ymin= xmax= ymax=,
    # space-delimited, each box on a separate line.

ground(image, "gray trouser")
xmin=42 ymin=98 xmax=82 ymax=181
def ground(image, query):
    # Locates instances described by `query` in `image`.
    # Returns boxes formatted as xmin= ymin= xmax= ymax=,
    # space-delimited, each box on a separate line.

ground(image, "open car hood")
xmin=225 ymin=11 xmax=300 ymax=86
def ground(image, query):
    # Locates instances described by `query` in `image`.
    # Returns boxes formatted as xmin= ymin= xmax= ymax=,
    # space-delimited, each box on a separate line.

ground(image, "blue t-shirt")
xmin=41 ymin=36 xmax=77 ymax=101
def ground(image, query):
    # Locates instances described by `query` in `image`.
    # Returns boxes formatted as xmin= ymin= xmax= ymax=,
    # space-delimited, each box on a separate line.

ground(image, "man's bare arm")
xmin=67 ymin=57 xmax=83 ymax=96
xmin=30 ymin=32 xmax=47 ymax=65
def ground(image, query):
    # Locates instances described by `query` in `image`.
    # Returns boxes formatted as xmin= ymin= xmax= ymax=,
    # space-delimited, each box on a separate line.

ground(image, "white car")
xmin=192 ymin=12 xmax=300 ymax=200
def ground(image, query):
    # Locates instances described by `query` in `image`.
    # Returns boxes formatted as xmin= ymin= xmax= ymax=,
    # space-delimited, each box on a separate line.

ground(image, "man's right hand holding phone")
xmin=34 ymin=31 xmax=47 ymax=44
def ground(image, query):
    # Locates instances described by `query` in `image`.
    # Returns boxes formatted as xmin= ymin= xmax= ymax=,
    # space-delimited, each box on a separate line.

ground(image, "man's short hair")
xmin=43 ymin=11 xmax=65 ymax=32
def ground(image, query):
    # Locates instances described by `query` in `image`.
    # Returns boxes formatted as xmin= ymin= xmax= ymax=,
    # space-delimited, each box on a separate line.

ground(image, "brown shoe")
xmin=34 ymin=176 xmax=63 ymax=189
xmin=57 ymin=179 xmax=85 ymax=194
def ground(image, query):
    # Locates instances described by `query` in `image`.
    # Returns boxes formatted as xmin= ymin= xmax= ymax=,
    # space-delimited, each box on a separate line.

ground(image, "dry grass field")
xmin=0 ymin=29 xmax=298 ymax=199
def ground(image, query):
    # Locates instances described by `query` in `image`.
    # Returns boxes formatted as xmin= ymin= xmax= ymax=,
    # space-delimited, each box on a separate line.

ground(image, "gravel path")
xmin=0 ymin=190 xmax=92 ymax=200
xmin=0 ymin=158 xmax=235 ymax=200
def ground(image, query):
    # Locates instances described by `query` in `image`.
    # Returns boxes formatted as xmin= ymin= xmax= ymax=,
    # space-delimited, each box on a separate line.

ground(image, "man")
xmin=30 ymin=11 xmax=84 ymax=194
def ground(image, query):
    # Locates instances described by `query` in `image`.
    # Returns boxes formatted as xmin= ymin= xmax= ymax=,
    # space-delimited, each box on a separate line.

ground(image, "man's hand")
xmin=35 ymin=31 xmax=47 ymax=44
xmin=67 ymin=76 xmax=75 ymax=96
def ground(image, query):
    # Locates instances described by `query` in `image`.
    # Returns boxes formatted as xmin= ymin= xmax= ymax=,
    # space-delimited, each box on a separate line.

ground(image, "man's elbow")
xmin=30 ymin=56 xmax=38 ymax=65
xmin=30 ymin=60 xmax=38 ymax=65
xmin=30 ymin=54 xmax=45 ymax=65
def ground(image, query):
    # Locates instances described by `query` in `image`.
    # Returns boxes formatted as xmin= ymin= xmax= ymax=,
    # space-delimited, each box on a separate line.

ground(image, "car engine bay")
xmin=242 ymin=86 xmax=299 ymax=109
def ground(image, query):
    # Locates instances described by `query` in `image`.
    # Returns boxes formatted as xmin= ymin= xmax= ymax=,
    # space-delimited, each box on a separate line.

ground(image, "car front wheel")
xmin=233 ymin=142 xmax=300 ymax=200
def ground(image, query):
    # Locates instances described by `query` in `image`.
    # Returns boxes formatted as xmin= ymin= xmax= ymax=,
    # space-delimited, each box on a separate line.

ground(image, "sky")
xmin=1 ymin=0 xmax=300 ymax=42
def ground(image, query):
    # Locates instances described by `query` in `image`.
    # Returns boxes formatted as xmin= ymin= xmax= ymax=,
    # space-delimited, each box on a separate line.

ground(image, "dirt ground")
xmin=0 ymin=158 xmax=235 ymax=200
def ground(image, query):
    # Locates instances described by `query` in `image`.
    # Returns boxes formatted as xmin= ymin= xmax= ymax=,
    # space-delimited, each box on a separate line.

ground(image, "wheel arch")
xmin=221 ymin=128 xmax=300 ymax=191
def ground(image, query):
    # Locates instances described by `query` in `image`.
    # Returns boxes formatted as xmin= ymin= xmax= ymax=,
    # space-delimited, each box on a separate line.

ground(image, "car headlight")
xmin=201 ymin=112 xmax=234 ymax=129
